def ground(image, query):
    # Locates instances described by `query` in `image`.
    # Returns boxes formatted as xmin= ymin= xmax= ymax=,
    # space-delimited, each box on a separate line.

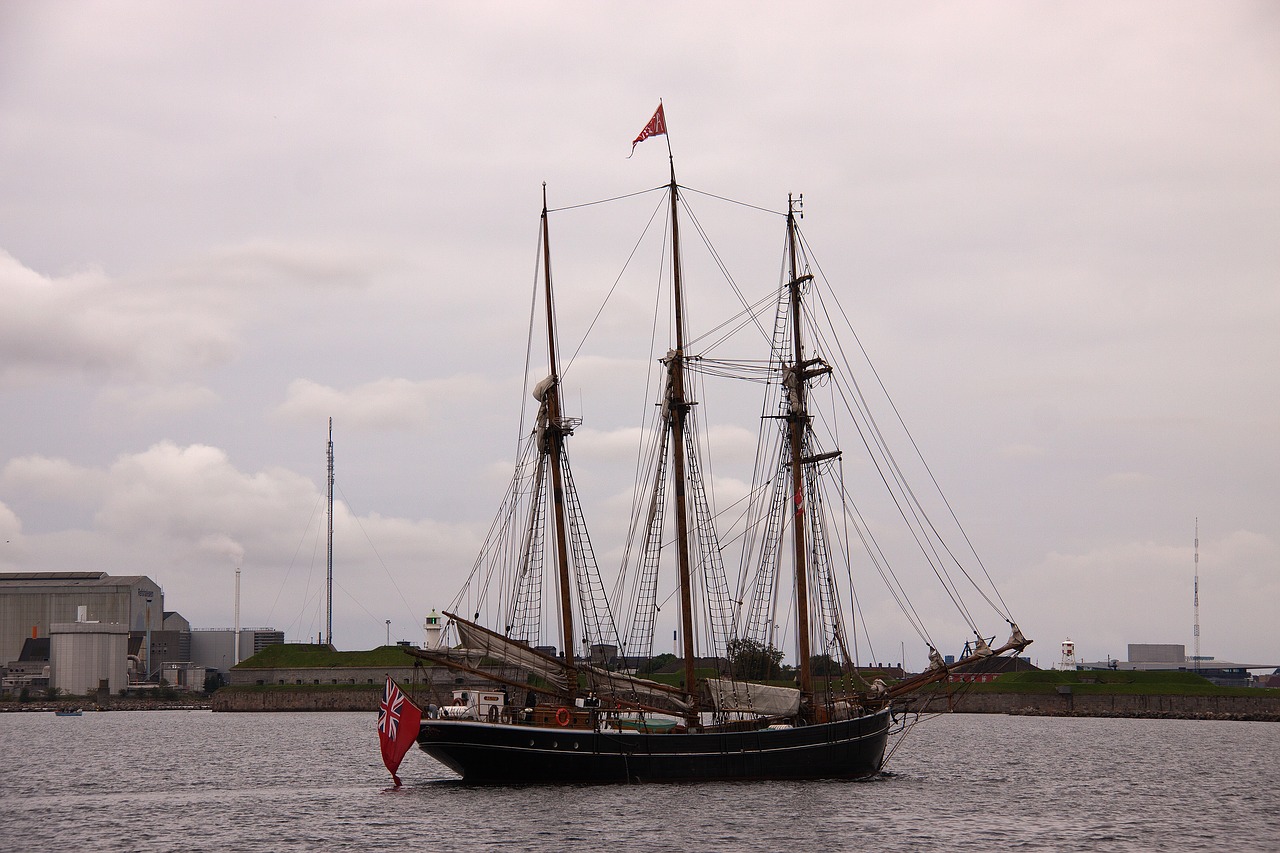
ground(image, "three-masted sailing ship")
xmin=407 ymin=112 xmax=1029 ymax=782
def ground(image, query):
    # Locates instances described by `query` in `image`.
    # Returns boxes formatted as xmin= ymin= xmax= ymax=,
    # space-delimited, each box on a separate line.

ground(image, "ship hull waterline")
xmin=416 ymin=707 xmax=892 ymax=783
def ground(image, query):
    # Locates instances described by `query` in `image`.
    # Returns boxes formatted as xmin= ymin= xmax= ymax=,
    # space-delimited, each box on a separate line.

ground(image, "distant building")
xmin=191 ymin=628 xmax=285 ymax=676
xmin=0 ymin=637 xmax=51 ymax=693
xmin=0 ymin=572 xmax=164 ymax=666
xmin=161 ymin=661 xmax=211 ymax=692
xmin=1077 ymin=643 xmax=1277 ymax=688
xmin=0 ymin=572 xmax=288 ymax=695
xmin=50 ymin=620 xmax=128 ymax=695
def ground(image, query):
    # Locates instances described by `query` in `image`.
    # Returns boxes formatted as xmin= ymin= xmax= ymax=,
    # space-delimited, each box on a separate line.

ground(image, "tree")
xmin=726 ymin=638 xmax=783 ymax=680
xmin=810 ymin=654 xmax=843 ymax=676
xmin=638 ymin=653 xmax=677 ymax=675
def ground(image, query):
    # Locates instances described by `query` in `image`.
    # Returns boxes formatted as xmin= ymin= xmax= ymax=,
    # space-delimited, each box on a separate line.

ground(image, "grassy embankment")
xmin=222 ymin=645 xmax=1272 ymax=698
xmin=221 ymin=644 xmax=425 ymax=693
xmin=945 ymin=669 xmax=1265 ymax=697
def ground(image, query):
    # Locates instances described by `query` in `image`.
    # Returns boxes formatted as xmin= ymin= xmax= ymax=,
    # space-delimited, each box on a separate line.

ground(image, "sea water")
xmin=2 ymin=710 xmax=1277 ymax=852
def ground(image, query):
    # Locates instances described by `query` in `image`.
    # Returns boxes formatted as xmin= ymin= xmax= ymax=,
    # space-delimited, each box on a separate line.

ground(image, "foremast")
xmin=539 ymin=184 xmax=579 ymax=699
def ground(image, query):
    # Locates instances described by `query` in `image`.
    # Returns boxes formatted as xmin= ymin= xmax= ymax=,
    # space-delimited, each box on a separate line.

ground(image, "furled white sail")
xmin=580 ymin=664 xmax=692 ymax=713
xmin=447 ymin=612 xmax=571 ymax=692
xmin=703 ymin=678 xmax=801 ymax=716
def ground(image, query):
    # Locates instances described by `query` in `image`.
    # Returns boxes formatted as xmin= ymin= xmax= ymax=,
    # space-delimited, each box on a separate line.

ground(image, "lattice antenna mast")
xmin=326 ymin=417 xmax=334 ymax=648
xmin=1193 ymin=518 xmax=1200 ymax=673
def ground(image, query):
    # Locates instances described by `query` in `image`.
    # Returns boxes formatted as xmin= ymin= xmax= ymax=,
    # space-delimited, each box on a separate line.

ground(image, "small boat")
xmin=54 ymin=708 xmax=83 ymax=716
xmin=408 ymin=109 xmax=1029 ymax=783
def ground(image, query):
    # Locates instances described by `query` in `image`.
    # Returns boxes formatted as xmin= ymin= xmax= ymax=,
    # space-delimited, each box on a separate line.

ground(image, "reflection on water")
xmin=2 ymin=710 xmax=1278 ymax=852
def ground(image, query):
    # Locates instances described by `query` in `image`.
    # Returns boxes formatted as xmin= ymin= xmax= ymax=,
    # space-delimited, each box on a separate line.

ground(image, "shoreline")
xmin=916 ymin=688 xmax=1280 ymax=722
xmin=0 ymin=699 xmax=212 ymax=713
xmin=7 ymin=689 xmax=1277 ymax=721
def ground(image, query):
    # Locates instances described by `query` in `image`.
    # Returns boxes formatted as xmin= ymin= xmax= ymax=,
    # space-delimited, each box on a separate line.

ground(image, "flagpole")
xmin=661 ymin=98 xmax=673 ymax=162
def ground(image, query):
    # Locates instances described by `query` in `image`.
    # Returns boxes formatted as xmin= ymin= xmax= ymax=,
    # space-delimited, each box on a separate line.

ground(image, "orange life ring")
xmin=555 ymin=707 xmax=571 ymax=726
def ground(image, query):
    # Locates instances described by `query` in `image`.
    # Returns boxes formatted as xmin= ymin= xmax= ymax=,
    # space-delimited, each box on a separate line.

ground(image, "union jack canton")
xmin=378 ymin=677 xmax=406 ymax=741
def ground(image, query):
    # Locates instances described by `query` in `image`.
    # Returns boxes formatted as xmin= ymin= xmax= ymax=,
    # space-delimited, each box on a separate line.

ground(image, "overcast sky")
xmin=1 ymin=2 xmax=1276 ymax=668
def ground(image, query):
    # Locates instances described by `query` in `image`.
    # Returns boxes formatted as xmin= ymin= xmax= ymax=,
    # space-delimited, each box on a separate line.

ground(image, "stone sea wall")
xmin=921 ymin=690 xmax=1280 ymax=721
xmin=212 ymin=688 xmax=385 ymax=712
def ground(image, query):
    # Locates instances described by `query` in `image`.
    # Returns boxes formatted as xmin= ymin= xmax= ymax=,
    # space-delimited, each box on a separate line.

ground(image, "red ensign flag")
xmin=377 ymin=675 xmax=422 ymax=787
xmin=630 ymin=102 xmax=667 ymax=156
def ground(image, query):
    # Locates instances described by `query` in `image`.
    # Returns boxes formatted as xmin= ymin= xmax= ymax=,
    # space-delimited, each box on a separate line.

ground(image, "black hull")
xmin=416 ymin=708 xmax=891 ymax=783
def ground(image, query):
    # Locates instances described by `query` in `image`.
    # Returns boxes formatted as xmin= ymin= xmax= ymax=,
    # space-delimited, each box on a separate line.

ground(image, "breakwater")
xmin=0 ymin=698 xmax=211 ymax=713
xmin=205 ymin=685 xmax=1280 ymax=720
xmin=921 ymin=689 xmax=1280 ymax=721
xmin=212 ymin=687 xmax=384 ymax=712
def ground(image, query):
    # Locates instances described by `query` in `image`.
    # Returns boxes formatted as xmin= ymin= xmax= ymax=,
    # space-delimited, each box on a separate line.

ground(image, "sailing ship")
xmin=408 ymin=122 xmax=1030 ymax=783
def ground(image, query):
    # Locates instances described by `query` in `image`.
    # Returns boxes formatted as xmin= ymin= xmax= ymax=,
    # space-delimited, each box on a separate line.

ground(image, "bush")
xmin=727 ymin=638 xmax=783 ymax=680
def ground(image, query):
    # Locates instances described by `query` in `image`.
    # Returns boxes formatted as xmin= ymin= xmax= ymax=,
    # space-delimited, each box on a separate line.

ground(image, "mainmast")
xmin=665 ymin=156 xmax=700 ymax=721
xmin=784 ymin=195 xmax=814 ymax=708
xmin=540 ymin=185 xmax=579 ymax=696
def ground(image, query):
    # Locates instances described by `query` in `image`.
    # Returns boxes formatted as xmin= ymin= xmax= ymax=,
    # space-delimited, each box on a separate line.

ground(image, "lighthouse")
xmin=423 ymin=610 xmax=445 ymax=650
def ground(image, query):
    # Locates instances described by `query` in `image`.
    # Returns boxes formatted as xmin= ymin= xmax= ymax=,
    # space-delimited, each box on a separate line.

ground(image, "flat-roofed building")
xmin=191 ymin=628 xmax=285 ymax=676
xmin=50 ymin=621 xmax=129 ymax=695
xmin=0 ymin=572 xmax=164 ymax=666
xmin=1078 ymin=642 xmax=1277 ymax=687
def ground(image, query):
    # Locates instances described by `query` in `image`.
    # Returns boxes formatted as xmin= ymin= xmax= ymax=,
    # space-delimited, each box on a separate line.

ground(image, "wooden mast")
xmin=540 ymin=184 xmax=579 ymax=697
xmin=665 ymin=154 xmax=700 ymax=723
xmin=785 ymin=194 xmax=814 ymax=711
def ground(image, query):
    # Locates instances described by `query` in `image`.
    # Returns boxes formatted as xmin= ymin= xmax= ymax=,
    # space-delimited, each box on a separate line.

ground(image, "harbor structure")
xmin=0 ymin=572 xmax=163 ymax=667
xmin=1078 ymin=643 xmax=1276 ymax=687
xmin=1 ymin=571 xmax=284 ymax=694
xmin=50 ymin=619 xmax=128 ymax=695
xmin=190 ymin=628 xmax=285 ymax=677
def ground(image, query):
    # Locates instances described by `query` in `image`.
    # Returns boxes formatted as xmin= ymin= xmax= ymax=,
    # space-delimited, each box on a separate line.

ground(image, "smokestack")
xmin=234 ymin=567 xmax=241 ymax=665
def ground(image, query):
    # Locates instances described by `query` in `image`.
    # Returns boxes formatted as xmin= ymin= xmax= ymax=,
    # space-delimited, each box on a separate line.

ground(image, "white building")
xmin=50 ymin=621 xmax=128 ymax=695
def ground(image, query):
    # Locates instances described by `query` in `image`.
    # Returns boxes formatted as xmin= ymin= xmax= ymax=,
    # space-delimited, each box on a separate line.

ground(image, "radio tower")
xmin=1193 ymin=518 xmax=1200 ymax=673
xmin=326 ymin=417 xmax=334 ymax=649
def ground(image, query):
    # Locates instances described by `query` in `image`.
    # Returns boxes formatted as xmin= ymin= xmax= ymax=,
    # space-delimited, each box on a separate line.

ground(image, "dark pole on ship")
xmin=541 ymin=184 xmax=579 ymax=697
xmin=785 ymin=196 xmax=814 ymax=711
xmin=664 ymin=144 xmax=700 ymax=724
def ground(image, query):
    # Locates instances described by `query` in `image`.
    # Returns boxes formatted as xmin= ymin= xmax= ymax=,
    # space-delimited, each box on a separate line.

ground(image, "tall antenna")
xmin=1193 ymin=518 xmax=1200 ymax=673
xmin=326 ymin=417 xmax=334 ymax=648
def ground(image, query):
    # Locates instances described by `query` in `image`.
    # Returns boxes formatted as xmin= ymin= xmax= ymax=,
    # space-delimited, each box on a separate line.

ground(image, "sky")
xmin=1 ymin=1 xmax=1277 ymax=669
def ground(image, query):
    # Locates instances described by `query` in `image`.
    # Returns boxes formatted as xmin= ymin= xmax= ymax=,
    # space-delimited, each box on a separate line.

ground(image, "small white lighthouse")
xmin=1057 ymin=638 xmax=1078 ymax=671
xmin=423 ymin=610 xmax=445 ymax=650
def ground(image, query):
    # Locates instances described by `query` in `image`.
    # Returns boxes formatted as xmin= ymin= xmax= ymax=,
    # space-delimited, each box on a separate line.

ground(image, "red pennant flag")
xmin=377 ymin=675 xmax=422 ymax=787
xmin=630 ymin=102 xmax=667 ymax=156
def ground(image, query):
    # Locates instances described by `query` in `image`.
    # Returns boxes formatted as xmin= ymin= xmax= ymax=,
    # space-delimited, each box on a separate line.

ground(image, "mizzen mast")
xmin=664 ymin=155 xmax=700 ymax=720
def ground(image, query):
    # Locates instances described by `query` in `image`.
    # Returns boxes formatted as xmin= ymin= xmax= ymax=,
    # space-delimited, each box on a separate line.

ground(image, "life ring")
xmin=555 ymin=707 xmax=571 ymax=726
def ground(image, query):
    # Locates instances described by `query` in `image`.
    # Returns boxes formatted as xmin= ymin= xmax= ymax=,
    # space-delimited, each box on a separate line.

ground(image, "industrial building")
xmin=191 ymin=628 xmax=285 ymax=677
xmin=1078 ymin=643 xmax=1276 ymax=688
xmin=0 ymin=572 xmax=163 ymax=666
xmin=0 ymin=571 xmax=282 ymax=696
